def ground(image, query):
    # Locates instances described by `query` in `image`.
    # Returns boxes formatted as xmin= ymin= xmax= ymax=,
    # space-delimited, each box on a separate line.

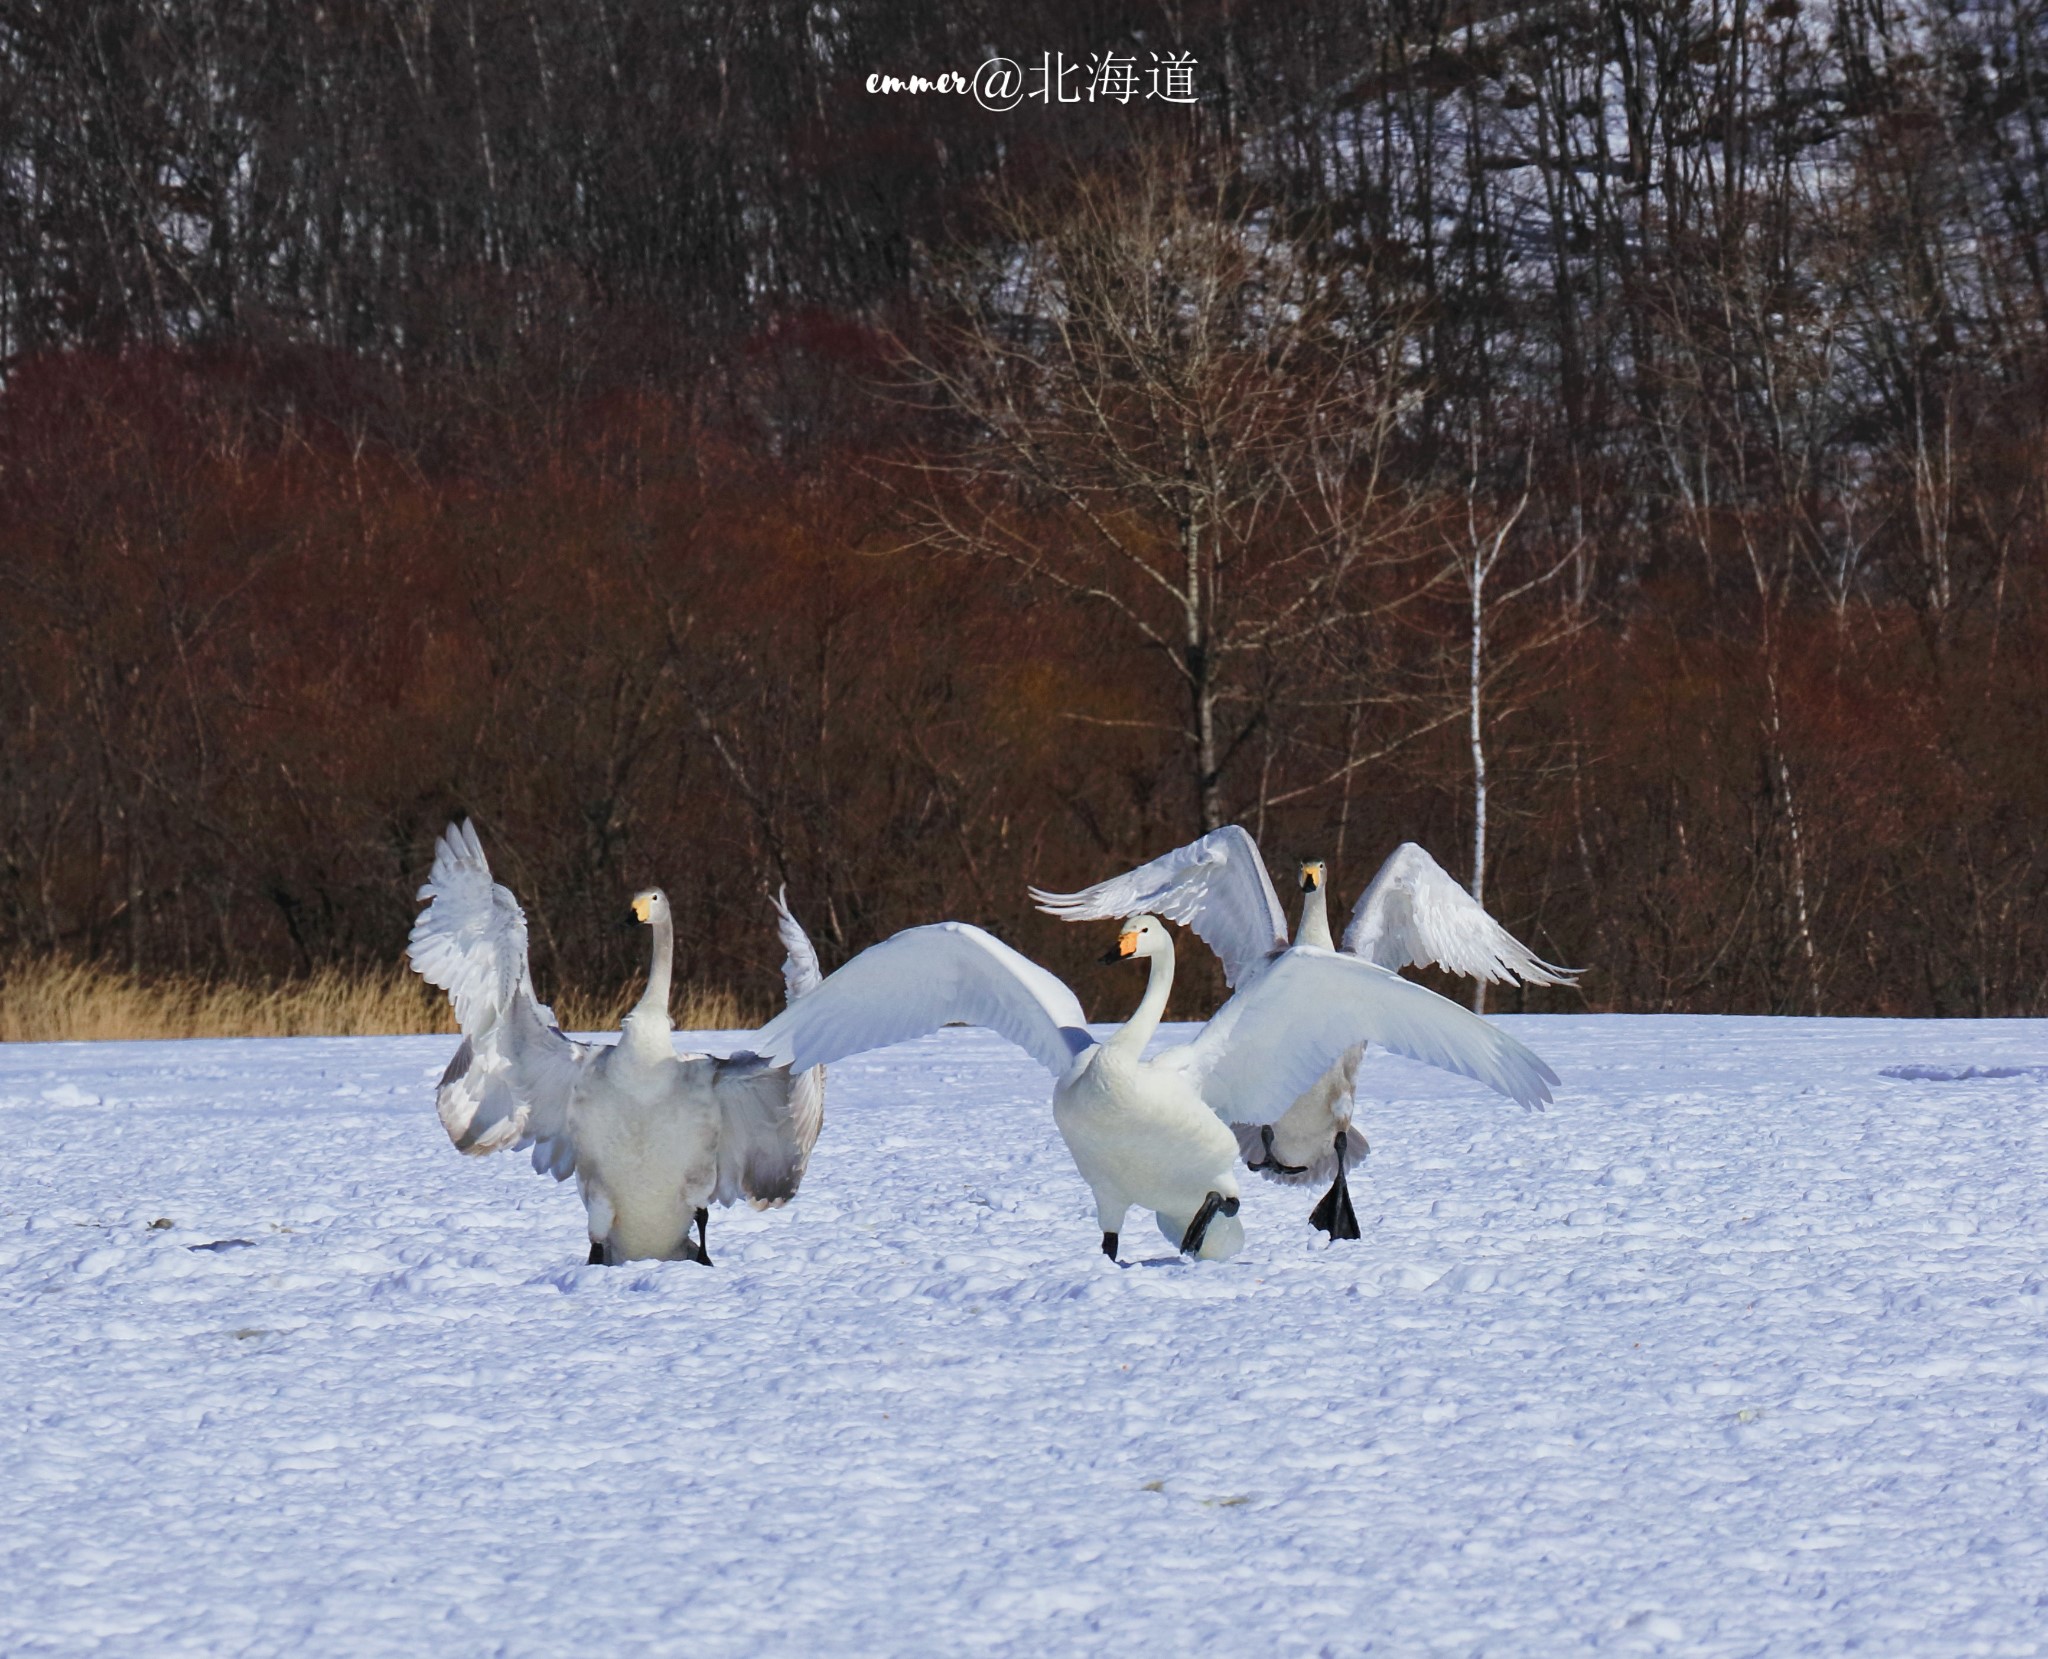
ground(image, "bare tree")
xmin=1447 ymin=450 xmax=1588 ymax=1012
xmin=1652 ymin=220 xmax=1850 ymax=1015
xmin=894 ymin=147 xmax=1428 ymax=836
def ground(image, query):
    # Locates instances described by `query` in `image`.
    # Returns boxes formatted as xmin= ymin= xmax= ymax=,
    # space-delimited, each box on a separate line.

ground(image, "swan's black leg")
xmin=694 ymin=1206 xmax=712 ymax=1265
xmin=1308 ymin=1131 xmax=1363 ymax=1240
xmin=1179 ymin=1191 xmax=1241 ymax=1255
xmin=1247 ymin=1125 xmax=1308 ymax=1177
xmin=587 ymin=1238 xmax=607 ymax=1265
xmin=1101 ymin=1231 xmax=1119 ymax=1260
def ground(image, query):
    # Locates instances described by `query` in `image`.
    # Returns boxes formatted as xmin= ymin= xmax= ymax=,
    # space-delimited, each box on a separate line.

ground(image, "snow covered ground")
xmin=4 ymin=1015 xmax=2047 ymax=1656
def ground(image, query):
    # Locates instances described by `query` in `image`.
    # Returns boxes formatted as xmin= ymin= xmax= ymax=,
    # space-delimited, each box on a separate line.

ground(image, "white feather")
xmin=1344 ymin=842 xmax=1580 ymax=985
xmin=753 ymin=921 xmax=1092 ymax=1079
xmin=1028 ymin=826 xmax=1288 ymax=988
xmin=408 ymin=821 xmax=592 ymax=1156
xmin=773 ymin=884 xmax=823 ymax=1001
xmin=1158 ymin=946 xmax=1557 ymax=1123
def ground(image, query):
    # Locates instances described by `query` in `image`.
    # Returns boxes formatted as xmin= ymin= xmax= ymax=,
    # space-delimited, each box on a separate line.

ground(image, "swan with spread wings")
xmin=1030 ymin=827 xmax=1578 ymax=1240
xmin=408 ymin=820 xmax=826 ymax=1266
xmin=751 ymin=910 xmax=1554 ymax=1263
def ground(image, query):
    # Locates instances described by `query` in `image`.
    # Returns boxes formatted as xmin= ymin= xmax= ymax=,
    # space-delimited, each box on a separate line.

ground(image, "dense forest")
xmin=2 ymin=0 xmax=2045 ymax=1018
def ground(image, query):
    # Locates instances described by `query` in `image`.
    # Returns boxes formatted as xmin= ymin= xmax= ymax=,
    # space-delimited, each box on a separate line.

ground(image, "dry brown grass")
xmin=0 ymin=955 xmax=750 ymax=1043
xmin=544 ymin=982 xmax=749 ymax=1037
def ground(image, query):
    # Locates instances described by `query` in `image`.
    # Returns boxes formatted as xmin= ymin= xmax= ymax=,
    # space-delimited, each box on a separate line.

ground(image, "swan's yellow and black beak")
xmin=1298 ymin=861 xmax=1325 ymax=893
xmin=631 ymin=894 xmax=654 ymax=924
xmin=1099 ymin=927 xmax=1140 ymax=965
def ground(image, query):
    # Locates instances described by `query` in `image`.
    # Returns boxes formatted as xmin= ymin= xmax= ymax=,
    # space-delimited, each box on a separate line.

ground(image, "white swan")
xmin=751 ymin=911 xmax=1554 ymax=1262
xmin=1030 ymin=827 xmax=1578 ymax=1239
xmin=407 ymin=821 xmax=826 ymax=1265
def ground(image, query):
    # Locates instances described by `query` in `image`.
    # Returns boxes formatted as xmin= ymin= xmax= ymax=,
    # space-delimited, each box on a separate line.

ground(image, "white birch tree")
xmin=1449 ymin=454 xmax=1582 ymax=1013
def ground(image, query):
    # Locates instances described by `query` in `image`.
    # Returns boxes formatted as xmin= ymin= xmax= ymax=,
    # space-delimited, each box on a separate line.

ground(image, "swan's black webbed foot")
xmin=1179 ymin=1191 xmax=1241 ymax=1255
xmin=694 ymin=1206 xmax=712 ymax=1265
xmin=1309 ymin=1130 xmax=1363 ymax=1241
xmin=1247 ymin=1124 xmax=1309 ymax=1176
xmin=587 ymin=1239 xmax=607 ymax=1265
xmin=1101 ymin=1231 xmax=1119 ymax=1260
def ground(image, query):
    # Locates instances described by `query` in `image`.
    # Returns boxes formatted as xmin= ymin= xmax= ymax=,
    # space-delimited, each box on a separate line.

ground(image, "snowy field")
xmin=4 ymin=1015 xmax=2047 ymax=1656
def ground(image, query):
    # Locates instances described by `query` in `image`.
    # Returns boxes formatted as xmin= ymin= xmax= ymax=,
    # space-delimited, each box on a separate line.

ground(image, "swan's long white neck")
xmin=1296 ymin=882 xmax=1336 ymax=951
xmin=1108 ymin=935 xmax=1176 ymax=1057
xmin=623 ymin=913 xmax=674 ymax=1052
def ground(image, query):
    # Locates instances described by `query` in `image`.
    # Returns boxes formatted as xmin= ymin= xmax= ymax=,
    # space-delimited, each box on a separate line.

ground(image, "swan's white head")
xmin=1297 ymin=859 xmax=1326 ymax=893
xmin=1100 ymin=913 xmax=1171 ymax=964
xmin=630 ymin=887 xmax=671 ymax=925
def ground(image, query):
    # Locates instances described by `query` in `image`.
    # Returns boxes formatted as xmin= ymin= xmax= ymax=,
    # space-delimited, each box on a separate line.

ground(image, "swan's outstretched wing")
xmin=770 ymin=886 xmax=825 ymax=1174
xmin=697 ymin=1055 xmax=815 ymax=1209
xmin=1343 ymin=842 xmax=1579 ymax=986
xmin=752 ymin=921 xmax=1093 ymax=1077
xmin=1161 ymin=946 xmax=1557 ymax=1124
xmin=1029 ymin=825 xmax=1289 ymax=988
xmin=774 ymin=885 xmax=823 ymax=1001
xmin=670 ymin=889 xmax=832 ymax=1210
xmin=407 ymin=820 xmax=596 ymax=1163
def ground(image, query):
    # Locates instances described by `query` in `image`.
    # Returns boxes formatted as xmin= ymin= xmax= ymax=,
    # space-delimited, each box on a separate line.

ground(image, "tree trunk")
xmin=1470 ymin=548 xmax=1488 ymax=1015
